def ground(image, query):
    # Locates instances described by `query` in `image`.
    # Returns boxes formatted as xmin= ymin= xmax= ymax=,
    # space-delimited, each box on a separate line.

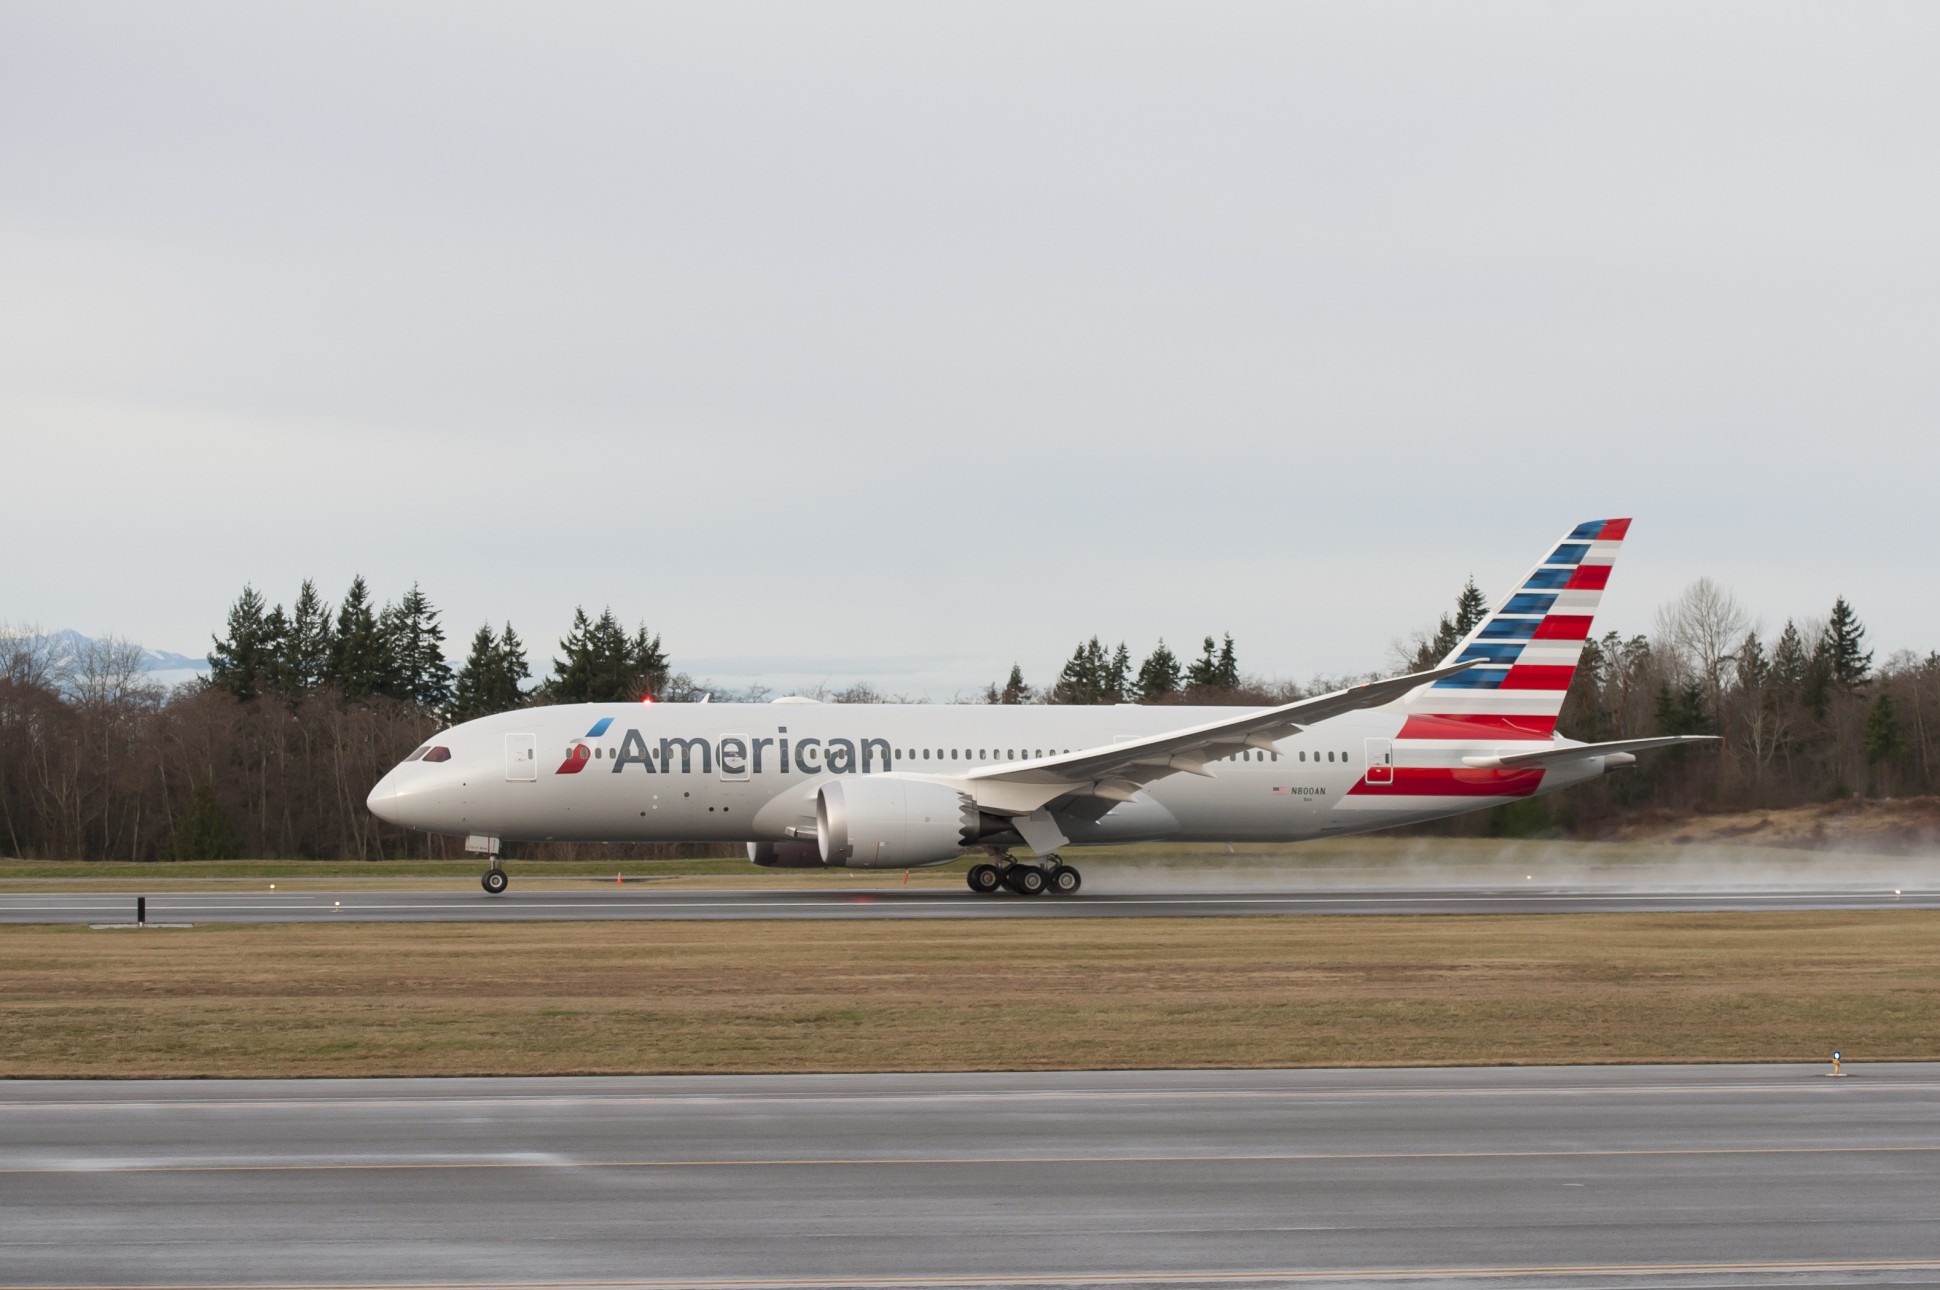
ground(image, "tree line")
xmin=1 ymin=576 xmax=677 ymax=863
xmin=207 ymin=577 xmax=669 ymax=719
xmin=3 ymin=573 xmax=1938 ymax=861
xmin=1537 ymin=582 xmax=1936 ymax=835
xmin=984 ymin=634 xmax=1245 ymax=706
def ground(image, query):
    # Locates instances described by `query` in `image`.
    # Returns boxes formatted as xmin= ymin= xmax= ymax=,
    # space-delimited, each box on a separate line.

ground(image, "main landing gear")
xmin=966 ymin=854 xmax=1082 ymax=897
xmin=481 ymin=866 xmax=508 ymax=895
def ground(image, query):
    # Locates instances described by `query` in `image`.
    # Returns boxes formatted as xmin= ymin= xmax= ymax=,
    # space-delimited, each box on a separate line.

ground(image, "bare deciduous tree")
xmin=1655 ymin=578 xmax=1751 ymax=706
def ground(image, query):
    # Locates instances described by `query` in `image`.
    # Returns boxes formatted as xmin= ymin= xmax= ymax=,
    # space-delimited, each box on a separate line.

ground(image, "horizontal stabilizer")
xmin=1461 ymin=735 xmax=1720 ymax=770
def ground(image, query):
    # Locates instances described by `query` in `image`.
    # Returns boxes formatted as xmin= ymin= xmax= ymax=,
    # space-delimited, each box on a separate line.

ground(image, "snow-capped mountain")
xmin=35 ymin=629 xmax=211 ymax=689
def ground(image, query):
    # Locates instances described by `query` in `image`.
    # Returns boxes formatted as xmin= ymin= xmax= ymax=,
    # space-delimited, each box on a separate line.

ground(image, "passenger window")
xmin=1327 ymin=751 xmax=1334 ymax=762
xmin=923 ymin=749 xmax=930 ymax=760
xmin=952 ymin=750 xmax=959 ymax=760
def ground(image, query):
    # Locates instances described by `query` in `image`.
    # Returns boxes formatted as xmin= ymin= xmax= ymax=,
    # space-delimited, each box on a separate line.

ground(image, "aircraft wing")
xmin=961 ymin=660 xmax=1478 ymax=813
xmin=1461 ymin=735 xmax=1720 ymax=770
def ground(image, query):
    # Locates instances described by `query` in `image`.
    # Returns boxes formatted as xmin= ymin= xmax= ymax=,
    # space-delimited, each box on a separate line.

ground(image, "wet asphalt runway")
xmin=2 ymin=1064 xmax=1936 ymax=1288
xmin=2 ymin=883 xmax=1936 ymax=923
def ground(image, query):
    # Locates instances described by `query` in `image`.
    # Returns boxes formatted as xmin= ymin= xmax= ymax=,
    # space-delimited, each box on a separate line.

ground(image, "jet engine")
xmin=747 ymin=840 xmax=825 ymax=868
xmin=815 ymin=777 xmax=978 ymax=868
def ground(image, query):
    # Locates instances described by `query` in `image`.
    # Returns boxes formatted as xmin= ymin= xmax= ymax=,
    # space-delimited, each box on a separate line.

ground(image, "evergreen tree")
xmin=1452 ymin=578 xmax=1490 ymax=639
xmin=1000 ymin=663 xmax=1030 ymax=704
xmin=260 ymin=602 xmax=292 ymax=694
xmin=1822 ymin=596 xmax=1873 ymax=689
xmin=1414 ymin=578 xmax=1491 ymax=669
xmin=1107 ymin=642 xmax=1132 ymax=702
xmin=331 ymin=576 xmax=388 ymax=699
xmin=1655 ymin=679 xmax=1713 ymax=736
xmin=1433 ymin=578 xmax=1490 ymax=659
xmin=549 ymin=607 xmax=597 ymax=702
xmin=1214 ymin=633 xmax=1240 ymax=689
xmin=1186 ymin=634 xmax=1241 ymax=692
xmin=1051 ymin=637 xmax=1118 ymax=704
xmin=1135 ymin=640 xmax=1182 ymax=701
xmin=1736 ymin=630 xmax=1769 ymax=694
xmin=283 ymin=579 xmax=335 ymax=694
xmin=548 ymin=608 xmax=666 ymax=702
xmin=208 ymin=585 xmax=279 ymax=700
xmin=1186 ymin=636 xmax=1221 ymax=691
xmin=451 ymin=622 xmax=531 ymax=722
xmin=499 ymin=623 xmax=532 ymax=695
xmin=1803 ymin=636 xmax=1834 ymax=718
xmin=628 ymin=624 xmax=670 ymax=700
xmin=1863 ymin=692 xmax=1905 ymax=767
xmin=1773 ymin=617 xmax=1832 ymax=718
xmin=379 ymin=583 xmax=453 ymax=711
xmin=1770 ymin=620 xmax=1809 ymax=693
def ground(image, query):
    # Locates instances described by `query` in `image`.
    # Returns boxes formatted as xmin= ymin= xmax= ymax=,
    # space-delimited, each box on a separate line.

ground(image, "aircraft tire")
xmin=966 ymin=863 xmax=1003 ymax=895
xmin=481 ymin=867 xmax=508 ymax=895
xmin=1048 ymin=864 xmax=1082 ymax=896
xmin=1005 ymin=865 xmax=1047 ymax=897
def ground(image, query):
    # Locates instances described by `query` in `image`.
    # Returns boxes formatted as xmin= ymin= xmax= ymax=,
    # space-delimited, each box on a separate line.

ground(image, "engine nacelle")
xmin=816 ymin=776 xmax=977 ymax=868
xmin=747 ymin=840 xmax=826 ymax=868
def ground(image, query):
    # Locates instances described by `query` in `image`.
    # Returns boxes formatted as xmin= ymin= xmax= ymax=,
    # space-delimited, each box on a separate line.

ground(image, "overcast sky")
xmin=4 ymin=2 xmax=1935 ymax=697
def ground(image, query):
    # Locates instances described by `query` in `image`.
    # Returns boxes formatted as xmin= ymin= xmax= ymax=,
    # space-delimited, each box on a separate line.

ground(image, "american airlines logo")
xmin=557 ymin=721 xmax=891 ymax=776
xmin=554 ymin=717 xmax=614 ymax=774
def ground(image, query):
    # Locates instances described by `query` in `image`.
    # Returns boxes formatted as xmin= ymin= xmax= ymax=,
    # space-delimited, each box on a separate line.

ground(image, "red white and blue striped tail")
xmin=1396 ymin=518 xmax=1629 ymax=740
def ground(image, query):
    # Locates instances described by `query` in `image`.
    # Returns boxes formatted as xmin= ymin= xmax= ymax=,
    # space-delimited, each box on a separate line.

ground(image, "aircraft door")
xmin=506 ymin=733 xmax=538 ymax=782
xmin=1363 ymin=738 xmax=1394 ymax=786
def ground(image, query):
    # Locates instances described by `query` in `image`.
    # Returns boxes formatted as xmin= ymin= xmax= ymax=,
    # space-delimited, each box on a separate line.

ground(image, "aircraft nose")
xmin=366 ymin=772 xmax=400 ymax=824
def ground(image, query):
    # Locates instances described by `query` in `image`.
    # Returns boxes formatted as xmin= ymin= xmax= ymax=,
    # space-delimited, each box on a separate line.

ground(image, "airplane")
xmin=367 ymin=519 xmax=1716 ymax=896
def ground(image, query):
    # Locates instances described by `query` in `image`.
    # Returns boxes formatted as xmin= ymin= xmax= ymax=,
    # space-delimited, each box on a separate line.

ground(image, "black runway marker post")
xmin=137 ymin=896 xmax=145 ymax=927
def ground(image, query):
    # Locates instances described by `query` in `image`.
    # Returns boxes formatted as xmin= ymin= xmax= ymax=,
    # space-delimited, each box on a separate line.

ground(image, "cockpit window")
xmin=404 ymin=746 xmax=429 ymax=762
xmin=421 ymin=746 xmax=452 ymax=763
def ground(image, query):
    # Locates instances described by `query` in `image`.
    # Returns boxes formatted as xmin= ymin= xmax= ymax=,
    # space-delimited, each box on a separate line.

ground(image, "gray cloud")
xmin=4 ymin=2 xmax=1935 ymax=695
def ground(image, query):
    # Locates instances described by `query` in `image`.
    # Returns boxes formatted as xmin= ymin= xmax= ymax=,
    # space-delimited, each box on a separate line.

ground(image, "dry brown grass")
xmin=2 ymin=913 xmax=1934 ymax=1078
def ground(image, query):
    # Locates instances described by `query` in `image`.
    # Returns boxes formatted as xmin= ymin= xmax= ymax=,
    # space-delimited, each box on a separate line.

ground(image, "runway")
xmin=2 ymin=883 xmax=1936 ymax=923
xmin=2 ymin=1065 xmax=1936 ymax=1288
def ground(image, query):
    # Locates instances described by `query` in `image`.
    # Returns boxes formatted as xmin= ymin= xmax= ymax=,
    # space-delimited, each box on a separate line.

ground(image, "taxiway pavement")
xmin=2 ymin=883 xmax=1936 ymax=923
xmin=2 ymin=1064 xmax=1936 ymax=1288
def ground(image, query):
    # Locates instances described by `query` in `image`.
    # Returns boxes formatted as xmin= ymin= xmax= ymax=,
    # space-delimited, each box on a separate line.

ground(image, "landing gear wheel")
xmin=1048 ymin=864 xmax=1082 ymax=895
xmin=481 ymin=867 xmax=508 ymax=895
xmin=1005 ymin=865 xmax=1048 ymax=896
xmin=967 ymin=863 xmax=1003 ymax=895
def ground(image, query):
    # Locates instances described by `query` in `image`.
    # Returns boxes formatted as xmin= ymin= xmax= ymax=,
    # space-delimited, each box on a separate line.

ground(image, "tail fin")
xmin=1397 ymin=518 xmax=1630 ymax=739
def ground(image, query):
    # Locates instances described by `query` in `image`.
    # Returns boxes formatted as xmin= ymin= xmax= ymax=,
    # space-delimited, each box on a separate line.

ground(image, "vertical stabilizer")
xmin=1396 ymin=518 xmax=1630 ymax=739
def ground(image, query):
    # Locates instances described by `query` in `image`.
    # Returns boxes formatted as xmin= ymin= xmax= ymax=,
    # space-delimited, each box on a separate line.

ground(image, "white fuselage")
xmin=367 ymin=699 xmax=1606 ymax=861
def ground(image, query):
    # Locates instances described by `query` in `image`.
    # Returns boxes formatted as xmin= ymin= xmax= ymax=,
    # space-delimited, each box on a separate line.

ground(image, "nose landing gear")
xmin=481 ymin=866 xmax=508 ymax=895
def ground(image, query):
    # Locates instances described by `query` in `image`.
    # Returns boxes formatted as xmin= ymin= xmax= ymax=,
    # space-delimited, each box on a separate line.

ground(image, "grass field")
xmin=3 ymin=911 xmax=1933 ymax=1077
